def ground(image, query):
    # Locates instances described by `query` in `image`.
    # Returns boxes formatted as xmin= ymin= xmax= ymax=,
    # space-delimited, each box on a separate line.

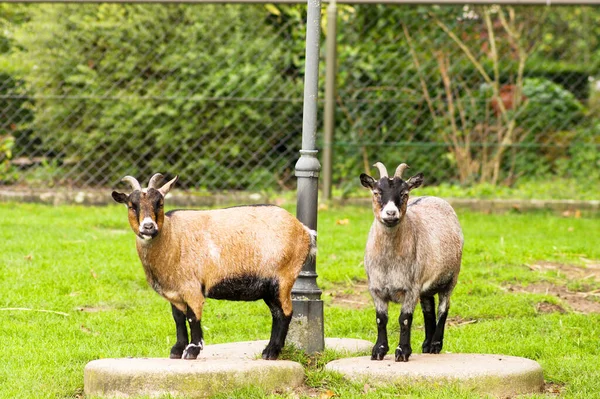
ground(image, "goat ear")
xmin=112 ymin=191 xmax=128 ymax=204
xmin=158 ymin=175 xmax=179 ymax=196
xmin=360 ymin=173 xmax=376 ymax=190
xmin=406 ymin=173 xmax=424 ymax=191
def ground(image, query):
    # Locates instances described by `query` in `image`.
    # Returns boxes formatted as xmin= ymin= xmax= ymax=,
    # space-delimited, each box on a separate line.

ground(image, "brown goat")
xmin=112 ymin=174 xmax=316 ymax=360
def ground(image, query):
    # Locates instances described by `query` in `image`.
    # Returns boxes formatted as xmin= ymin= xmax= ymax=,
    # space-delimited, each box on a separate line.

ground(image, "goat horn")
xmin=148 ymin=173 xmax=164 ymax=189
xmin=394 ymin=163 xmax=410 ymax=179
xmin=121 ymin=176 xmax=142 ymax=191
xmin=373 ymin=162 xmax=389 ymax=178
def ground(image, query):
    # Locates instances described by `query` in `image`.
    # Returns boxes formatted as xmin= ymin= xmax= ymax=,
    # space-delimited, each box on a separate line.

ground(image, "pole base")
xmin=288 ymin=299 xmax=325 ymax=354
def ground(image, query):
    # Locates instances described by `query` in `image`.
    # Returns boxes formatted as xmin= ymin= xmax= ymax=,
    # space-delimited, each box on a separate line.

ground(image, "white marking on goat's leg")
xmin=437 ymin=295 xmax=449 ymax=316
xmin=170 ymin=304 xmax=189 ymax=359
xmin=396 ymin=290 xmax=418 ymax=362
xmin=431 ymin=292 xmax=451 ymax=354
xmin=183 ymin=305 xmax=204 ymax=360
xmin=370 ymin=293 xmax=389 ymax=360
xmin=184 ymin=342 xmax=204 ymax=351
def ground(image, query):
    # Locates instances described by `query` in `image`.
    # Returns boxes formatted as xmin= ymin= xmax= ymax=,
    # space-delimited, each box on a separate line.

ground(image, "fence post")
xmin=288 ymin=0 xmax=324 ymax=354
xmin=322 ymin=0 xmax=337 ymax=201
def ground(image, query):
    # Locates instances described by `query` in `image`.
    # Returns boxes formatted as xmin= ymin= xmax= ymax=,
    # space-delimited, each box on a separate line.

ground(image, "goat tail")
xmin=303 ymin=225 xmax=317 ymax=262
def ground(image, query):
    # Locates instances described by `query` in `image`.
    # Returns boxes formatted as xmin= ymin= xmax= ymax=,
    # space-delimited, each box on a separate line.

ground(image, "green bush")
xmin=556 ymin=124 xmax=600 ymax=181
xmin=7 ymin=4 xmax=304 ymax=189
xmin=511 ymin=78 xmax=585 ymax=178
xmin=3 ymin=4 xmax=599 ymax=190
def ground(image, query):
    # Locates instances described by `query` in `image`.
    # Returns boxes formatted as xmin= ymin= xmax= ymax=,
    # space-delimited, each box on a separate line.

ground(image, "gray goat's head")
xmin=360 ymin=162 xmax=423 ymax=227
xmin=112 ymin=173 xmax=178 ymax=240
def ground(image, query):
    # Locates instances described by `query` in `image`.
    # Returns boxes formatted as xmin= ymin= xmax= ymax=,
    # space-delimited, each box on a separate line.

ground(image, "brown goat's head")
xmin=360 ymin=162 xmax=423 ymax=228
xmin=112 ymin=173 xmax=178 ymax=240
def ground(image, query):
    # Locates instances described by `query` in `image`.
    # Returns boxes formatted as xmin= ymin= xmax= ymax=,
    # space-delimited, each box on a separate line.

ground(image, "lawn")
xmin=0 ymin=202 xmax=599 ymax=398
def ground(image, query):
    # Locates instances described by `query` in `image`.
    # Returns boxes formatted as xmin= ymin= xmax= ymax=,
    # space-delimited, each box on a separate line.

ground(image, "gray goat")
xmin=360 ymin=162 xmax=463 ymax=362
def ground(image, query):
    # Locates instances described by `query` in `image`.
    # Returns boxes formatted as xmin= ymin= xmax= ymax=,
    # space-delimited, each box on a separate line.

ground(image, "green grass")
xmin=1 ymin=203 xmax=599 ymax=398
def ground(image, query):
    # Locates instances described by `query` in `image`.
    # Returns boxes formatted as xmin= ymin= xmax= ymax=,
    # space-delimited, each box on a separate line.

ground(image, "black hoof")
xmin=182 ymin=343 xmax=202 ymax=360
xmin=261 ymin=345 xmax=281 ymax=360
xmin=371 ymin=344 xmax=388 ymax=361
xmin=395 ymin=345 xmax=412 ymax=362
xmin=422 ymin=341 xmax=432 ymax=354
xmin=430 ymin=341 xmax=443 ymax=354
xmin=170 ymin=343 xmax=187 ymax=359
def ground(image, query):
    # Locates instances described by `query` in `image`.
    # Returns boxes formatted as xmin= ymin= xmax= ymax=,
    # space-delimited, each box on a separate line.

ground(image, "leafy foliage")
xmin=6 ymin=4 xmax=305 ymax=188
xmin=1 ymin=4 xmax=599 ymax=190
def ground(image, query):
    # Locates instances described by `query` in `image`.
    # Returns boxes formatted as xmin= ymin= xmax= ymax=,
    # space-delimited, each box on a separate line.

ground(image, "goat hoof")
xmin=170 ymin=342 xmax=187 ymax=359
xmin=182 ymin=343 xmax=202 ymax=360
xmin=430 ymin=341 xmax=443 ymax=354
xmin=422 ymin=341 xmax=432 ymax=353
xmin=395 ymin=346 xmax=412 ymax=362
xmin=262 ymin=346 xmax=281 ymax=360
xmin=371 ymin=344 xmax=388 ymax=360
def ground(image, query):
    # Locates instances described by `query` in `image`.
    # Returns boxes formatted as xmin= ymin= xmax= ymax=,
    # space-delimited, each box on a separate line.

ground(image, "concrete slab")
xmin=324 ymin=337 xmax=373 ymax=354
xmin=84 ymin=357 xmax=303 ymax=398
xmin=84 ymin=338 xmax=372 ymax=398
xmin=325 ymin=354 xmax=544 ymax=397
xmin=199 ymin=338 xmax=372 ymax=359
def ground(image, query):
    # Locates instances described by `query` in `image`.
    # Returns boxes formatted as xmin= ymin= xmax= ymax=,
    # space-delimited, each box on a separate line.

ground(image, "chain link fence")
xmin=332 ymin=4 xmax=600 ymax=193
xmin=1 ymin=3 xmax=599 ymax=192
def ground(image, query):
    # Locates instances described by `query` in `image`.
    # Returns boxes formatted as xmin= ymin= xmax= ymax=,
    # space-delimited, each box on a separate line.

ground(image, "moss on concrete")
xmin=84 ymin=359 xmax=304 ymax=398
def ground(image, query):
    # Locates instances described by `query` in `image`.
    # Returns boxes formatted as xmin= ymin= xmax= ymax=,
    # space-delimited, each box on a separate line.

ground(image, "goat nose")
xmin=386 ymin=210 xmax=397 ymax=216
xmin=143 ymin=221 xmax=155 ymax=230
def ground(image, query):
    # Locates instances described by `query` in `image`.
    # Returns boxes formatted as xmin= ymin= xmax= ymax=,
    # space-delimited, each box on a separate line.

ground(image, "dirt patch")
xmin=516 ymin=261 xmax=600 ymax=314
xmin=75 ymin=305 xmax=114 ymax=313
xmin=509 ymin=282 xmax=600 ymax=314
xmin=535 ymin=301 xmax=566 ymax=314
xmin=447 ymin=315 xmax=478 ymax=327
xmin=544 ymin=381 xmax=565 ymax=396
xmin=528 ymin=261 xmax=600 ymax=282
xmin=327 ymin=281 xmax=370 ymax=309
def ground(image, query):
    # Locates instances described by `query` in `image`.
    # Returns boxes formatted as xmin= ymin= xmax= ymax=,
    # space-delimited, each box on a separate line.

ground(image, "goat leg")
xmin=430 ymin=293 xmax=451 ymax=354
xmin=262 ymin=295 xmax=291 ymax=360
xmin=182 ymin=308 xmax=204 ymax=360
xmin=371 ymin=296 xmax=389 ymax=360
xmin=420 ymin=296 xmax=437 ymax=353
xmin=169 ymin=304 xmax=189 ymax=359
xmin=395 ymin=311 xmax=413 ymax=362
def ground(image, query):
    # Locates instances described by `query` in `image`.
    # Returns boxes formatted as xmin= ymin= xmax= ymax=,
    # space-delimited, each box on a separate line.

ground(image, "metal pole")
xmin=322 ymin=0 xmax=337 ymax=202
xmin=288 ymin=0 xmax=324 ymax=354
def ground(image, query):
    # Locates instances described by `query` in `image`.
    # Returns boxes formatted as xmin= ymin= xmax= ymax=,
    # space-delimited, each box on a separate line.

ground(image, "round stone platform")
xmin=85 ymin=357 xmax=303 ymax=398
xmin=325 ymin=354 xmax=544 ymax=397
xmin=198 ymin=337 xmax=372 ymax=360
xmin=84 ymin=338 xmax=372 ymax=398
